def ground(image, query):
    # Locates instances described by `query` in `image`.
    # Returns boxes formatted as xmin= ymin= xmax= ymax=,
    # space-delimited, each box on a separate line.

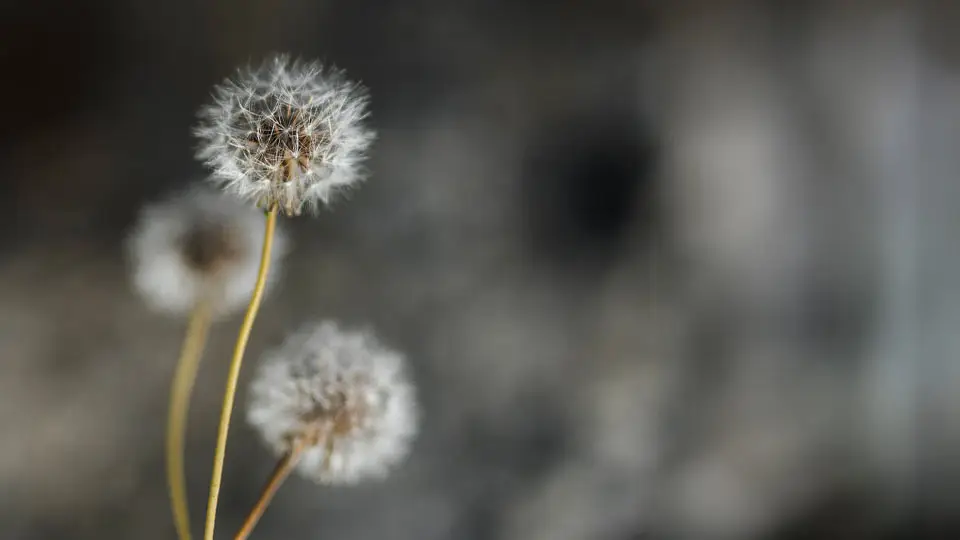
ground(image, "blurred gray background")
xmin=1 ymin=1 xmax=958 ymax=538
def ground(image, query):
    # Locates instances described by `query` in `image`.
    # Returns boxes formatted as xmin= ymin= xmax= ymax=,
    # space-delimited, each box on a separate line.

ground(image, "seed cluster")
xmin=195 ymin=55 xmax=375 ymax=215
xmin=247 ymin=322 xmax=418 ymax=485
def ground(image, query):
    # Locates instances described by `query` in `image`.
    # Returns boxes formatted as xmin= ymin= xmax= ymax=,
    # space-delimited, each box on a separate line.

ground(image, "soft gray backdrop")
xmin=1 ymin=1 xmax=957 ymax=539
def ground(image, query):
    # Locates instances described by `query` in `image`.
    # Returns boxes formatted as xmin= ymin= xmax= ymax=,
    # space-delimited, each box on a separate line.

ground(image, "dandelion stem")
xmin=167 ymin=297 xmax=214 ymax=540
xmin=233 ymin=442 xmax=304 ymax=540
xmin=203 ymin=206 xmax=278 ymax=540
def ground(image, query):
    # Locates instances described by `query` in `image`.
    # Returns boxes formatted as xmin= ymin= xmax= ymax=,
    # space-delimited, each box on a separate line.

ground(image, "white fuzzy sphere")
xmin=194 ymin=54 xmax=376 ymax=215
xmin=126 ymin=186 xmax=288 ymax=317
xmin=247 ymin=321 xmax=418 ymax=485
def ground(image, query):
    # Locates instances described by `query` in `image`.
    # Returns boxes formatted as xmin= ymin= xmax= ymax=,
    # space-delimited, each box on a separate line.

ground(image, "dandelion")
xmin=248 ymin=321 xmax=418 ymax=483
xmin=235 ymin=321 xmax=418 ymax=539
xmin=195 ymin=54 xmax=375 ymax=216
xmin=127 ymin=186 xmax=288 ymax=317
xmin=127 ymin=185 xmax=288 ymax=540
xmin=193 ymin=54 xmax=375 ymax=540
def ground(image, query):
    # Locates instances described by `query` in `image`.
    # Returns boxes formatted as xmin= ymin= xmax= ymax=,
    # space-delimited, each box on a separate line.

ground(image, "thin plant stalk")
xmin=234 ymin=441 xmax=305 ymax=540
xmin=203 ymin=206 xmax=279 ymax=540
xmin=167 ymin=297 xmax=215 ymax=540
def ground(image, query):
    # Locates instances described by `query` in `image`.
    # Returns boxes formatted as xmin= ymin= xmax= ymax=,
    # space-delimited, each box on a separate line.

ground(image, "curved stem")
xmin=203 ymin=207 xmax=278 ymax=540
xmin=233 ymin=442 xmax=304 ymax=540
xmin=167 ymin=297 xmax=214 ymax=540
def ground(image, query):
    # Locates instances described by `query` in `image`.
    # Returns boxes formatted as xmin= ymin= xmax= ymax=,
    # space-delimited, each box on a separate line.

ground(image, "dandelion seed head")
xmin=126 ymin=186 xmax=289 ymax=316
xmin=194 ymin=54 xmax=376 ymax=216
xmin=247 ymin=321 xmax=418 ymax=485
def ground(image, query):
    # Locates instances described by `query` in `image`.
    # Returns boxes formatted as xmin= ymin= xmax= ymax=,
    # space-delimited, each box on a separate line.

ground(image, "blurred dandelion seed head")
xmin=126 ymin=186 xmax=289 ymax=316
xmin=194 ymin=54 xmax=376 ymax=216
xmin=247 ymin=321 xmax=418 ymax=485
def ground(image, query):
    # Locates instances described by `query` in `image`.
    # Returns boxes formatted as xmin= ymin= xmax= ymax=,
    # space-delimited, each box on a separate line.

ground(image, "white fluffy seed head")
xmin=194 ymin=54 xmax=376 ymax=216
xmin=247 ymin=321 xmax=418 ymax=485
xmin=126 ymin=185 xmax=289 ymax=317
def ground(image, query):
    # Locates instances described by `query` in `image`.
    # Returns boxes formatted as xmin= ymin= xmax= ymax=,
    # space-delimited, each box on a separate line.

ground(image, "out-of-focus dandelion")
xmin=234 ymin=321 xmax=418 ymax=539
xmin=193 ymin=54 xmax=375 ymax=540
xmin=127 ymin=185 xmax=288 ymax=540
xmin=127 ymin=186 xmax=288 ymax=317
xmin=249 ymin=321 xmax=418 ymax=483
xmin=195 ymin=54 xmax=375 ymax=216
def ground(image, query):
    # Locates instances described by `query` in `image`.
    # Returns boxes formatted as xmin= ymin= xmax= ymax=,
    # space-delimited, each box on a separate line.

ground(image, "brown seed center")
xmin=179 ymin=223 xmax=242 ymax=275
xmin=299 ymin=391 xmax=367 ymax=446
xmin=245 ymin=105 xmax=329 ymax=183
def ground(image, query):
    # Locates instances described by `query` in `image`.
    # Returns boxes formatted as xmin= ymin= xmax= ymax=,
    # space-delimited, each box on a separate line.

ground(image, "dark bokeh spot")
xmin=521 ymin=110 xmax=658 ymax=266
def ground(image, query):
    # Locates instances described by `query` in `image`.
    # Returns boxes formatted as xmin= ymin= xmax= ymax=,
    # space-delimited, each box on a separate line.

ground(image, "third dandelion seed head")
xmin=194 ymin=54 xmax=376 ymax=216
xmin=247 ymin=321 xmax=418 ymax=485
